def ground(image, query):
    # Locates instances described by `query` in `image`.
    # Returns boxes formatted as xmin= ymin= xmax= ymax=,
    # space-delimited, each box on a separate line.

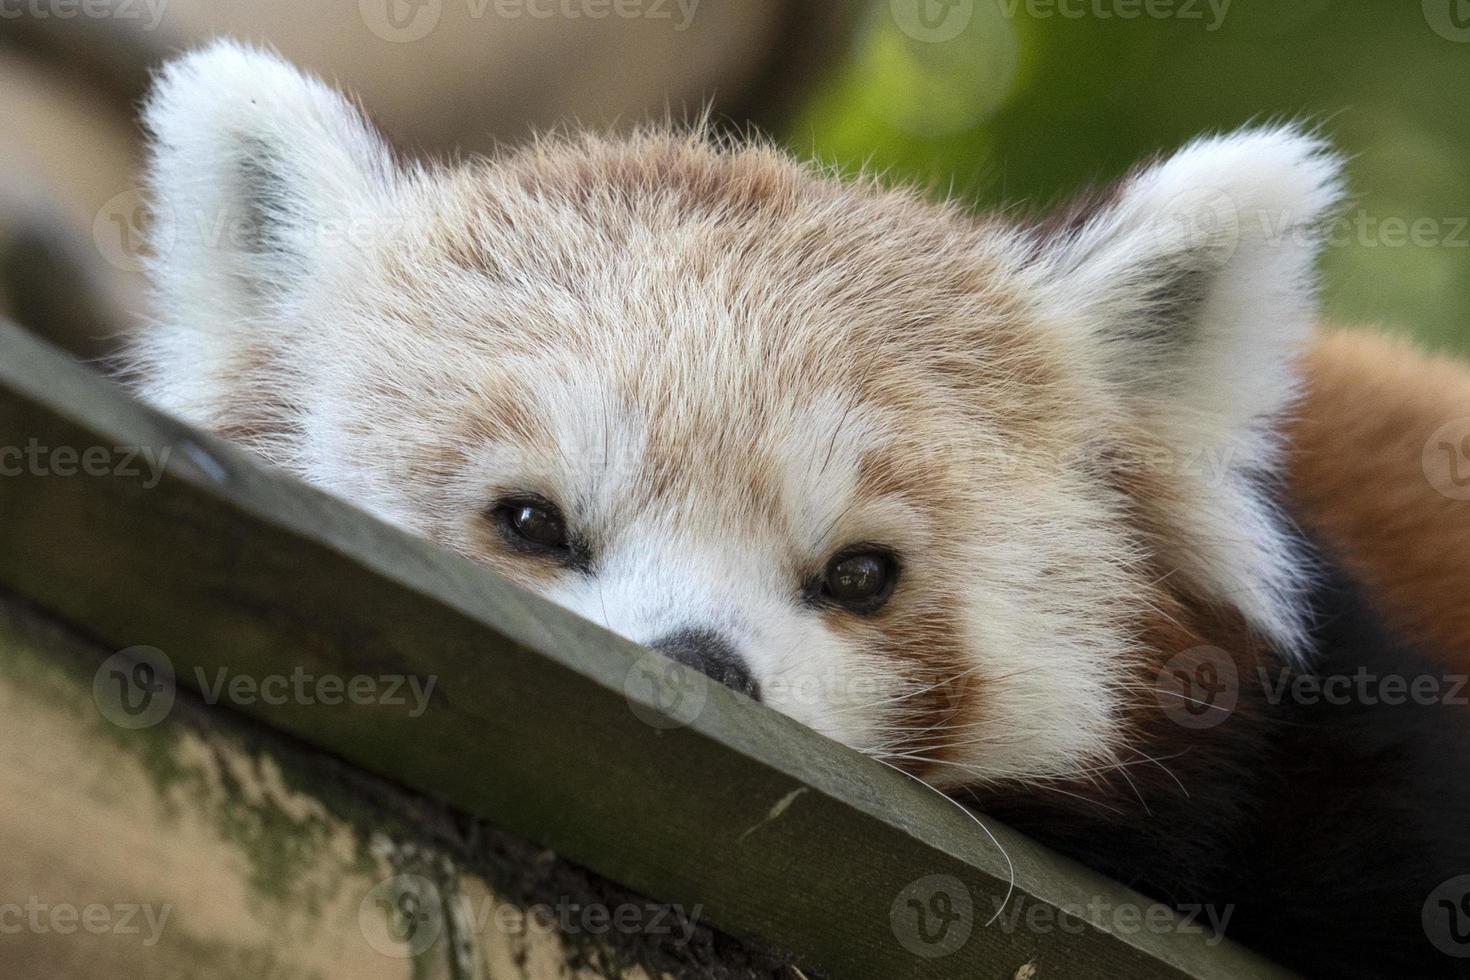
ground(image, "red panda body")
xmin=970 ymin=330 xmax=1470 ymax=979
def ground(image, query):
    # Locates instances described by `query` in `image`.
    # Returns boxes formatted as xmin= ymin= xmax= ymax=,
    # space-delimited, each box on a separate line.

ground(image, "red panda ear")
xmin=1031 ymin=125 xmax=1344 ymax=425
xmin=137 ymin=41 xmax=401 ymax=436
xmin=1028 ymin=126 xmax=1345 ymax=657
xmin=142 ymin=40 xmax=399 ymax=322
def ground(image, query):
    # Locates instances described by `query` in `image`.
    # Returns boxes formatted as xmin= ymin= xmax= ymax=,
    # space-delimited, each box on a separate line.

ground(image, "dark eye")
xmin=820 ymin=548 xmax=899 ymax=613
xmin=494 ymin=496 xmax=572 ymax=555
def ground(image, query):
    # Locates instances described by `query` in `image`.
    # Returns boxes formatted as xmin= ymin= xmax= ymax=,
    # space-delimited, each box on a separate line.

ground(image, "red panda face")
xmin=262 ymin=155 xmax=1142 ymax=785
xmin=134 ymin=42 xmax=1343 ymax=790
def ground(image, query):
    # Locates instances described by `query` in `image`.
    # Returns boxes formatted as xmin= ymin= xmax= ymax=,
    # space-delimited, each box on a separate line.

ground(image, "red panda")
xmin=131 ymin=41 xmax=1470 ymax=978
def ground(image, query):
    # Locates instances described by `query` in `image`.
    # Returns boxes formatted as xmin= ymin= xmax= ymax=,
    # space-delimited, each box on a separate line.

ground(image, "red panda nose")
xmin=649 ymin=629 xmax=760 ymax=702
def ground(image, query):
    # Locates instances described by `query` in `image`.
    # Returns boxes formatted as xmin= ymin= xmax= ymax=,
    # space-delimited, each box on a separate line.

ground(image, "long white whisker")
xmin=870 ymin=758 xmax=1016 ymax=927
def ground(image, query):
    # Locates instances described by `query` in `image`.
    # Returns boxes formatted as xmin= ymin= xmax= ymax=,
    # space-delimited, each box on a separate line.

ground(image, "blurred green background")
xmin=791 ymin=0 xmax=1470 ymax=357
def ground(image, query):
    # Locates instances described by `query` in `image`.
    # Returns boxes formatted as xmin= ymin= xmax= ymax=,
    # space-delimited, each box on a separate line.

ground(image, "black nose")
xmin=650 ymin=629 xmax=760 ymax=701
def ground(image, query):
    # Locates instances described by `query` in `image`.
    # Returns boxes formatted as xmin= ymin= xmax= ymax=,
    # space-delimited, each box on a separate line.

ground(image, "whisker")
xmin=870 ymin=757 xmax=1017 ymax=927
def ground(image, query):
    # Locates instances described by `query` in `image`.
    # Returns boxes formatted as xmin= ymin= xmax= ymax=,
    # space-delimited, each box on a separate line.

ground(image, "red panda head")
xmin=134 ymin=41 xmax=1343 ymax=788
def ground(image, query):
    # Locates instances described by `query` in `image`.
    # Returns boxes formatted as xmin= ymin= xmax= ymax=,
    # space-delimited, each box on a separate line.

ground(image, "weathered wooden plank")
xmin=0 ymin=321 xmax=1298 ymax=979
xmin=0 ymin=598 xmax=420 ymax=980
xmin=0 ymin=593 xmax=766 ymax=980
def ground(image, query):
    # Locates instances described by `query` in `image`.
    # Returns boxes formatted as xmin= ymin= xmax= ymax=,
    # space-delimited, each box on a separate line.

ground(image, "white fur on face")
xmin=435 ymin=375 xmax=923 ymax=754
xmin=134 ymin=42 xmax=1344 ymax=791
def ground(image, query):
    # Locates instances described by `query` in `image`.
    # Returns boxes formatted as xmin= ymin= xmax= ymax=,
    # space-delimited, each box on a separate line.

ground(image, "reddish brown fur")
xmin=1287 ymin=330 xmax=1470 ymax=672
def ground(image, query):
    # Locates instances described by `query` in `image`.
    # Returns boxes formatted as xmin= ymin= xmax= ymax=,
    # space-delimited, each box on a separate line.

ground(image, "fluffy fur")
xmin=132 ymin=42 xmax=1470 ymax=978
xmin=1289 ymin=330 xmax=1470 ymax=664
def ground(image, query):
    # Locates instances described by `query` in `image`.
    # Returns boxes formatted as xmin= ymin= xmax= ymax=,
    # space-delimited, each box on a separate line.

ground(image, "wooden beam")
xmin=0 ymin=322 xmax=1296 ymax=979
xmin=0 ymin=592 xmax=784 ymax=979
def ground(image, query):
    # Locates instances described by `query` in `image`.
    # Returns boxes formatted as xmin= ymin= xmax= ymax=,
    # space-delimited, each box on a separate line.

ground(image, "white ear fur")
xmin=1031 ymin=126 xmax=1346 ymax=656
xmin=139 ymin=40 xmax=397 ymax=419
